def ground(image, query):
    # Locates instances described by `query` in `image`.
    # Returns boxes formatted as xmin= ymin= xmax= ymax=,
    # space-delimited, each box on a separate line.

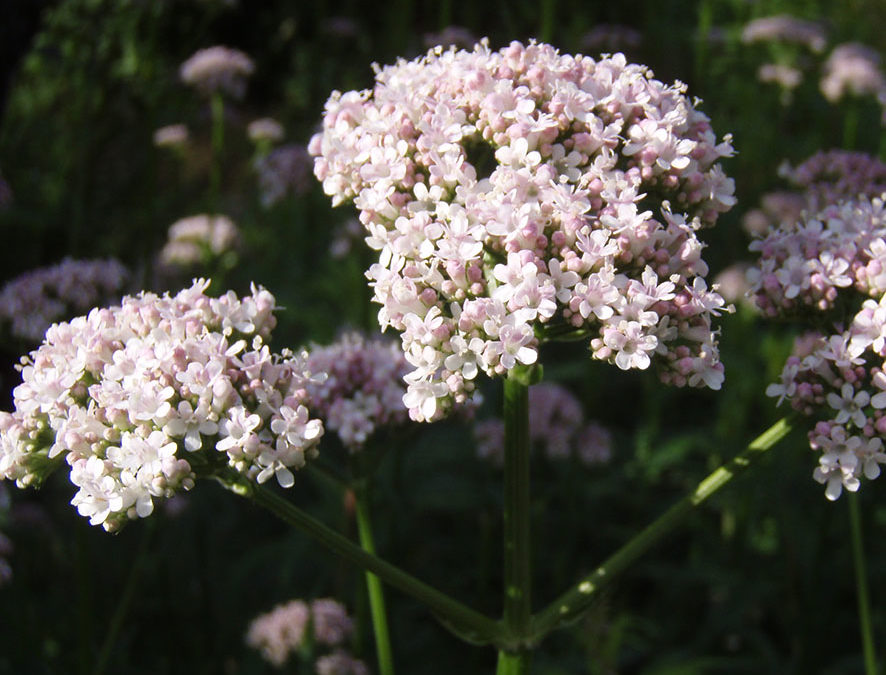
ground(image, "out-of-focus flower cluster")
xmin=820 ymin=43 xmax=886 ymax=110
xmin=0 ymin=280 xmax=324 ymax=531
xmin=579 ymin=24 xmax=643 ymax=54
xmin=740 ymin=14 xmax=827 ymax=53
xmin=779 ymin=150 xmax=886 ymax=211
xmin=310 ymin=40 xmax=736 ymax=422
xmin=153 ymin=123 xmax=190 ymax=149
xmin=0 ymin=258 xmax=129 ymax=343
xmin=474 ymin=382 xmax=612 ymax=466
xmin=305 ymin=333 xmax=411 ymax=450
xmin=179 ymin=45 xmax=254 ymax=98
xmin=160 ymin=214 xmax=241 ymax=269
xmin=253 ymin=144 xmax=313 ymax=208
xmin=247 ymin=117 xmax=285 ymax=144
xmin=246 ymin=598 xmax=366 ymax=673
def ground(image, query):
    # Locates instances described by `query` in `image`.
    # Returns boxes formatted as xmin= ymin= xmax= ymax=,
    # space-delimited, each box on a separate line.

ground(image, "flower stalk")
xmin=530 ymin=416 xmax=794 ymax=640
xmin=353 ymin=487 xmax=395 ymax=675
xmin=237 ymin=476 xmax=503 ymax=646
xmin=848 ymin=493 xmax=878 ymax=675
xmin=497 ymin=372 xmax=532 ymax=670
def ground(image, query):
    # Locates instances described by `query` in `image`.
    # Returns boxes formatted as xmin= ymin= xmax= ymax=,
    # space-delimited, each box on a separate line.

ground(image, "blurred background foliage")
xmin=0 ymin=0 xmax=885 ymax=673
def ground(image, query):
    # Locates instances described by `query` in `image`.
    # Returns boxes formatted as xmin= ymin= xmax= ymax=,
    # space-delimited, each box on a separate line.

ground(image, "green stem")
xmin=848 ymin=492 xmax=878 ymax=675
xmin=496 ymin=649 xmax=531 ymax=675
xmin=498 ymin=374 xmax=532 ymax=668
xmin=354 ymin=488 xmax=395 ymax=675
xmin=843 ymin=99 xmax=859 ymax=151
xmin=530 ymin=416 xmax=794 ymax=640
xmin=236 ymin=479 xmax=502 ymax=646
xmin=209 ymin=91 xmax=224 ymax=213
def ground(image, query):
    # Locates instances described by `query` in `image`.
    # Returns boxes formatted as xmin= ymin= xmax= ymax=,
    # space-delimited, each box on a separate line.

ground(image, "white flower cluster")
xmin=160 ymin=214 xmax=240 ymax=269
xmin=0 ymin=257 xmax=128 ymax=343
xmin=748 ymin=194 xmax=886 ymax=317
xmin=305 ymin=333 xmax=411 ymax=450
xmin=310 ymin=40 xmax=736 ymax=421
xmin=0 ymin=280 xmax=323 ymax=531
xmin=474 ymin=382 xmax=612 ymax=466
xmin=179 ymin=45 xmax=254 ymax=98
xmin=246 ymin=598 xmax=363 ymax=671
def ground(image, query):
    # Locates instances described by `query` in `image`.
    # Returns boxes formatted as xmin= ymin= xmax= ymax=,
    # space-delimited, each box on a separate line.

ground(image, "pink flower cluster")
xmin=748 ymin=193 xmax=886 ymax=317
xmin=305 ymin=333 xmax=411 ymax=450
xmin=160 ymin=214 xmax=241 ymax=269
xmin=0 ymin=280 xmax=323 ymax=531
xmin=779 ymin=150 xmax=886 ymax=211
xmin=740 ymin=14 xmax=827 ymax=53
xmin=474 ymin=382 xmax=612 ymax=466
xmin=246 ymin=598 xmax=363 ymax=671
xmin=179 ymin=45 xmax=254 ymax=98
xmin=309 ymin=40 xmax=736 ymax=421
xmin=766 ymin=303 xmax=886 ymax=499
xmin=820 ymin=43 xmax=886 ymax=106
xmin=0 ymin=257 xmax=129 ymax=343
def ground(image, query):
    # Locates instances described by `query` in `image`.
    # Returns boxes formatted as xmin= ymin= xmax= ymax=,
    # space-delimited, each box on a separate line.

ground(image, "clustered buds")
xmin=310 ymin=40 xmax=736 ymax=421
xmin=0 ymin=280 xmax=323 ymax=531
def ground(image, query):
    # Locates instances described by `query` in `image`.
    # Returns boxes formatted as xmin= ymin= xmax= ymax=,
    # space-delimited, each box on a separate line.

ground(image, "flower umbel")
xmin=0 ymin=280 xmax=324 ymax=531
xmin=310 ymin=40 xmax=736 ymax=421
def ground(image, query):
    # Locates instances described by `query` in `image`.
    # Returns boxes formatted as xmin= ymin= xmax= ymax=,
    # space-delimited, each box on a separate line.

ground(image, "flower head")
xmin=310 ymin=40 xmax=735 ymax=420
xmin=179 ymin=46 xmax=254 ymax=98
xmin=0 ymin=281 xmax=323 ymax=531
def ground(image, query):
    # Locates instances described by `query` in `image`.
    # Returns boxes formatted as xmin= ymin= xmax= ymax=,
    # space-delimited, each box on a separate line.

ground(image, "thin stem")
xmin=848 ymin=493 xmax=878 ymax=675
xmin=530 ymin=416 xmax=794 ymax=640
xmin=499 ymin=374 xmax=532 ymax=667
xmin=354 ymin=488 xmax=395 ymax=675
xmin=236 ymin=479 xmax=503 ymax=646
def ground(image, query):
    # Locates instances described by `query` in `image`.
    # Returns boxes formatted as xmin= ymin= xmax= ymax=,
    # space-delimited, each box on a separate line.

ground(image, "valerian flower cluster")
xmin=309 ymin=40 xmax=736 ymax=421
xmin=747 ymin=152 xmax=886 ymax=498
xmin=305 ymin=333 xmax=411 ymax=450
xmin=246 ymin=597 xmax=366 ymax=673
xmin=0 ymin=280 xmax=323 ymax=531
xmin=0 ymin=257 xmax=129 ymax=343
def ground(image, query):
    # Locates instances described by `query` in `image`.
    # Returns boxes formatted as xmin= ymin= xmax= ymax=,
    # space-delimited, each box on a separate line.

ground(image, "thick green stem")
xmin=354 ymin=489 xmax=395 ymax=675
xmin=238 ymin=480 xmax=502 ymax=646
xmin=496 ymin=649 xmax=531 ymax=675
xmin=530 ymin=416 xmax=794 ymax=640
xmin=498 ymin=374 xmax=532 ymax=669
xmin=848 ymin=493 xmax=878 ymax=675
